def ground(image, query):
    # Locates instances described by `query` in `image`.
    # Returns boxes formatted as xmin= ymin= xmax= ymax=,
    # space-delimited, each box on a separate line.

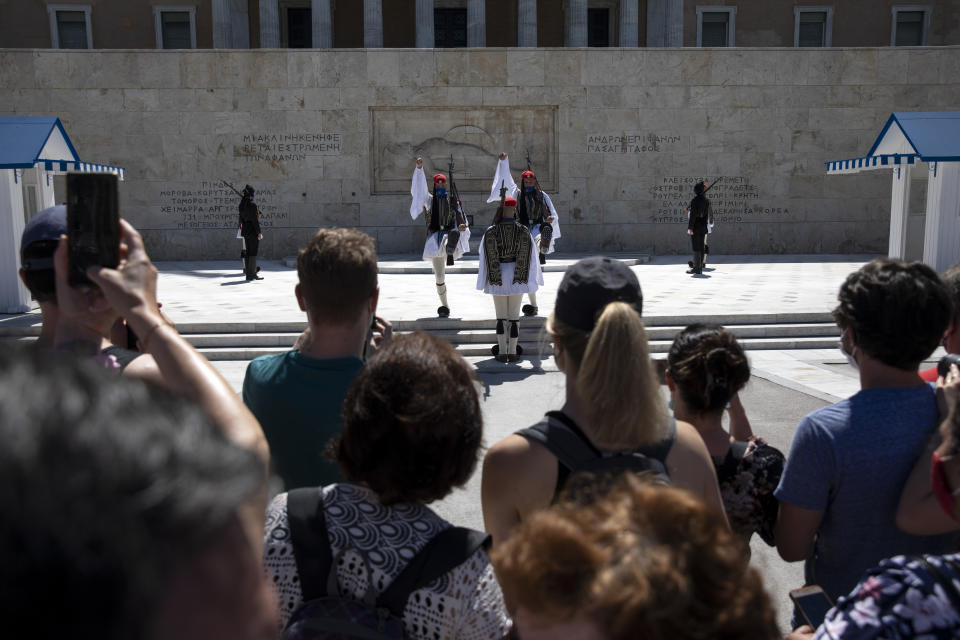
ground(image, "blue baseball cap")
xmin=20 ymin=205 xmax=66 ymax=271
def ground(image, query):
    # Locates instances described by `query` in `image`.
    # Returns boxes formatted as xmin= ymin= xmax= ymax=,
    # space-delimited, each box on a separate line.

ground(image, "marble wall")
xmin=1 ymin=47 xmax=958 ymax=259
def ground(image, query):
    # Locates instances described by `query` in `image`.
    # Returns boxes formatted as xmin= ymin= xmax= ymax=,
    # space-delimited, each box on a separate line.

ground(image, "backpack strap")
xmin=516 ymin=411 xmax=602 ymax=470
xmin=287 ymin=487 xmax=337 ymax=602
xmin=376 ymin=527 xmax=491 ymax=617
xmin=717 ymin=440 xmax=750 ymax=485
xmin=517 ymin=411 xmax=677 ymax=469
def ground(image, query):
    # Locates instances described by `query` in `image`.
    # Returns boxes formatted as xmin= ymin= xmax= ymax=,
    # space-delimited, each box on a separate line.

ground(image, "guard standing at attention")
xmin=687 ymin=181 xmax=713 ymax=275
xmin=239 ymin=184 xmax=263 ymax=281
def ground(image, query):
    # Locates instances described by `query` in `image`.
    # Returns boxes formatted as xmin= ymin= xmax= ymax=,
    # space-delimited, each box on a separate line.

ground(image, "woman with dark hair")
xmin=492 ymin=474 xmax=781 ymax=640
xmin=482 ymin=257 xmax=725 ymax=545
xmin=666 ymin=324 xmax=785 ymax=545
xmin=262 ymin=332 xmax=511 ymax=639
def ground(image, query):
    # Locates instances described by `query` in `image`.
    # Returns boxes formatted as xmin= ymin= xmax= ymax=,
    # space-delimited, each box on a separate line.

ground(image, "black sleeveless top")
xmin=517 ymin=411 xmax=677 ymax=498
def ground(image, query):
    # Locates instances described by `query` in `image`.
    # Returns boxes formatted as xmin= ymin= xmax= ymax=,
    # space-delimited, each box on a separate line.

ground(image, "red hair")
xmin=492 ymin=475 xmax=780 ymax=640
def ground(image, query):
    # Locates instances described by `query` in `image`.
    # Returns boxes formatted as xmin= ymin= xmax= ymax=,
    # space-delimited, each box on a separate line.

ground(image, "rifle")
xmin=447 ymin=154 xmax=466 ymax=228
xmin=222 ymin=179 xmax=263 ymax=217
xmin=494 ymin=180 xmax=507 ymax=224
xmin=702 ymin=177 xmax=721 ymax=194
xmin=525 ymin=150 xmax=542 ymax=191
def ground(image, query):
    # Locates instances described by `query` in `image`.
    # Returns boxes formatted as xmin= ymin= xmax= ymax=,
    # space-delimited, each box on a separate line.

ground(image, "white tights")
xmin=493 ymin=294 xmax=523 ymax=355
xmin=431 ymin=257 xmax=448 ymax=307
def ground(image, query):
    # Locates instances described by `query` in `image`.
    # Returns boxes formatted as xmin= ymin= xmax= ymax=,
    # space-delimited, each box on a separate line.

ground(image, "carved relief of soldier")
xmin=487 ymin=152 xmax=561 ymax=316
xmin=410 ymin=156 xmax=471 ymax=318
xmin=477 ymin=196 xmax=544 ymax=363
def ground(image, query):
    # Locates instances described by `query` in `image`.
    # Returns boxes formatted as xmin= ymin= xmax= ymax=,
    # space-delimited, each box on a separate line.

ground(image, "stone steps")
xmin=281 ymin=253 xmax=653 ymax=273
xmin=174 ymin=322 xmax=837 ymax=347
xmin=0 ymin=314 xmax=839 ymax=361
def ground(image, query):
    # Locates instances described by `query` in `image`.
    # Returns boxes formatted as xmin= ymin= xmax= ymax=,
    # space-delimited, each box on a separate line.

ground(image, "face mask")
xmin=840 ymin=329 xmax=859 ymax=371
xmin=524 ymin=185 xmax=535 ymax=192
xmin=436 ymin=187 xmax=446 ymax=197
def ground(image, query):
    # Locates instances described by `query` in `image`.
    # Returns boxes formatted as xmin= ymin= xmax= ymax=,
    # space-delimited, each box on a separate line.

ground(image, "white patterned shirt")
xmin=263 ymin=484 xmax=511 ymax=640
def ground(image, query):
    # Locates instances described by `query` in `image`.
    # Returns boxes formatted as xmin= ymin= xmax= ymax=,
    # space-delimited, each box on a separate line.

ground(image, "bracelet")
xmin=138 ymin=321 xmax=168 ymax=352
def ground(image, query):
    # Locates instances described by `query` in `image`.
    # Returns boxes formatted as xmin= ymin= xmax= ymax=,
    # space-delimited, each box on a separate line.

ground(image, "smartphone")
xmin=362 ymin=314 xmax=377 ymax=361
xmin=67 ymin=173 xmax=119 ymax=286
xmin=790 ymin=585 xmax=834 ymax=629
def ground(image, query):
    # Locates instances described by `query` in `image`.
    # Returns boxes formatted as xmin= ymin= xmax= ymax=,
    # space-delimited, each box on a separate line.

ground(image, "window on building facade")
xmin=47 ymin=5 xmax=92 ymax=48
xmin=794 ymin=7 xmax=832 ymax=47
xmin=153 ymin=7 xmax=196 ymax=49
xmin=435 ymin=8 xmax=467 ymax=47
xmin=697 ymin=7 xmax=735 ymax=47
xmin=892 ymin=6 xmax=930 ymax=45
xmin=280 ymin=1 xmax=312 ymax=47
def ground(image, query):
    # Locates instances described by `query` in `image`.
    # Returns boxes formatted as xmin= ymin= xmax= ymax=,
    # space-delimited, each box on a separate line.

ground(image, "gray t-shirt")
xmin=775 ymin=384 xmax=959 ymax=602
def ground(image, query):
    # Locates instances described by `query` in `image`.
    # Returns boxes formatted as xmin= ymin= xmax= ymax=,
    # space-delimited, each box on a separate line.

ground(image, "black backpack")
xmin=516 ymin=411 xmax=675 ymax=492
xmin=282 ymin=487 xmax=491 ymax=640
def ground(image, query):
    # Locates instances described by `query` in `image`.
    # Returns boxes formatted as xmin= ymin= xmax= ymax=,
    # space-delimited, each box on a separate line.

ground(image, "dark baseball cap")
xmin=554 ymin=257 xmax=643 ymax=332
xmin=20 ymin=205 xmax=66 ymax=271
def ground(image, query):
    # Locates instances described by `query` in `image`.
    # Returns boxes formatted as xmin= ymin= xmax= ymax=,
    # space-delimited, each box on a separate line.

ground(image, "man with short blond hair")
xmin=243 ymin=228 xmax=390 ymax=490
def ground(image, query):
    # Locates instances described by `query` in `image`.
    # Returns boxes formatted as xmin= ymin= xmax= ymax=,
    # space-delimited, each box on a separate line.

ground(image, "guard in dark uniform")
xmin=686 ymin=181 xmax=713 ymax=275
xmin=239 ymin=185 xmax=263 ymax=281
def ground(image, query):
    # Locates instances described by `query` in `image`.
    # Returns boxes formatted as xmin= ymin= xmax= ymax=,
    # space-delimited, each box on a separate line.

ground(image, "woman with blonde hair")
xmin=481 ymin=257 xmax=725 ymax=545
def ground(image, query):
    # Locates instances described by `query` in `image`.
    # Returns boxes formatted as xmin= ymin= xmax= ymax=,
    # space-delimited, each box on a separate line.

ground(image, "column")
xmin=230 ymin=0 xmax=250 ymax=48
xmin=887 ymin=165 xmax=911 ymax=259
xmin=259 ymin=0 xmax=280 ymax=47
xmin=646 ymin=0 xmax=665 ymax=46
xmin=646 ymin=0 xmax=682 ymax=47
xmin=566 ymin=0 xmax=587 ymax=46
xmin=0 ymin=169 xmax=31 ymax=313
xmin=922 ymin=163 xmax=960 ymax=273
xmin=620 ymin=0 xmax=639 ymax=46
xmin=212 ymin=0 xmax=233 ymax=48
xmin=518 ymin=0 xmax=537 ymax=47
xmin=467 ymin=0 xmax=485 ymax=47
xmin=664 ymin=0 xmax=683 ymax=47
xmin=364 ymin=0 xmax=383 ymax=48
xmin=416 ymin=0 xmax=435 ymax=48
xmin=312 ymin=0 xmax=332 ymax=48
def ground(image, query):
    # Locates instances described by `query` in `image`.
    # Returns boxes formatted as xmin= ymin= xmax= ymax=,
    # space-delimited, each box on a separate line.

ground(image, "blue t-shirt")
xmin=775 ymin=385 xmax=959 ymax=602
xmin=242 ymin=350 xmax=364 ymax=491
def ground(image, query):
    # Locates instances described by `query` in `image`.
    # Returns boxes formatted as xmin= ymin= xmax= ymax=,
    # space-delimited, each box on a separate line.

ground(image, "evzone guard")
xmin=477 ymin=194 xmax=544 ymax=363
xmin=487 ymin=152 xmax=561 ymax=316
xmin=410 ymin=156 xmax=471 ymax=318
xmin=685 ymin=179 xmax=717 ymax=275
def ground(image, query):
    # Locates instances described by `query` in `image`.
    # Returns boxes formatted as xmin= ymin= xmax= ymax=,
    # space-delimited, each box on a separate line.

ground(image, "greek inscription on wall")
xmin=234 ymin=133 xmax=342 ymax=163
xmin=157 ymin=182 xmax=289 ymax=229
xmin=649 ymin=176 xmax=788 ymax=223
xmin=586 ymin=133 xmax=683 ymax=153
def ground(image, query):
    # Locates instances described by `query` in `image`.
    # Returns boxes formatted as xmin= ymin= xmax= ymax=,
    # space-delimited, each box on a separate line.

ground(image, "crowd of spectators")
xmin=4 ymin=211 xmax=960 ymax=639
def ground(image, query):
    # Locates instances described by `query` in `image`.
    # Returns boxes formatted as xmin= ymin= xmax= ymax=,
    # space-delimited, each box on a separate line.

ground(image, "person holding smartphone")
xmin=242 ymin=228 xmax=392 ymax=492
